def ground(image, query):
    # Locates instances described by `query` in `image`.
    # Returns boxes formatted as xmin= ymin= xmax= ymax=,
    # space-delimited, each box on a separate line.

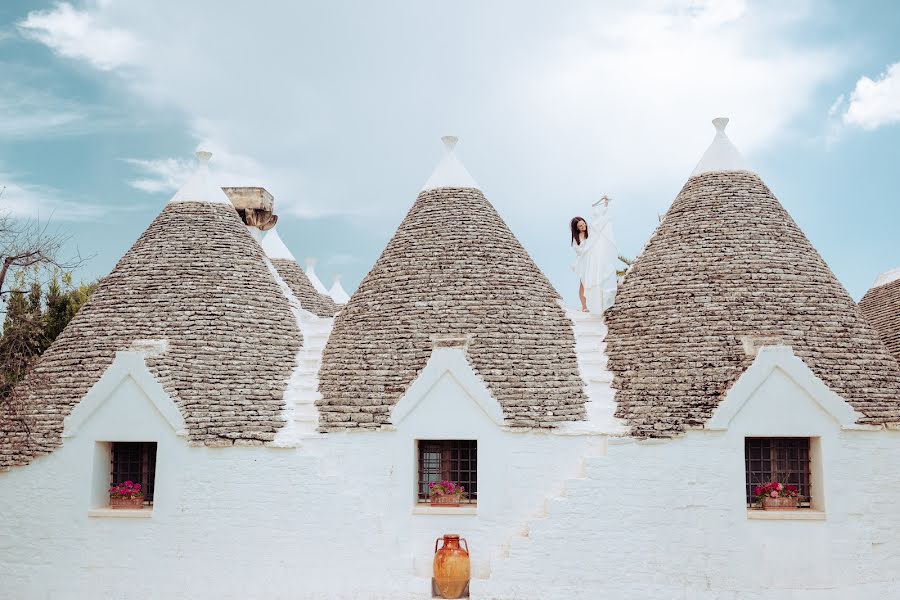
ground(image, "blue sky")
xmin=1 ymin=0 xmax=898 ymax=302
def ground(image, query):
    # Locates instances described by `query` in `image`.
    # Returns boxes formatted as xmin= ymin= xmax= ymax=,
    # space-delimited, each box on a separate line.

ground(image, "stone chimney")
xmin=222 ymin=187 xmax=278 ymax=231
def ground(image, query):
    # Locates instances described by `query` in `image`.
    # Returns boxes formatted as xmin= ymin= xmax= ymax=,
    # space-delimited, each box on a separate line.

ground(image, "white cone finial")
xmin=328 ymin=272 xmax=351 ymax=304
xmin=169 ymin=150 xmax=231 ymax=205
xmin=304 ymin=258 xmax=328 ymax=294
xmin=421 ymin=136 xmax=480 ymax=192
xmin=873 ymin=267 xmax=900 ymax=288
xmin=690 ymin=117 xmax=750 ymax=177
xmin=259 ymin=227 xmax=296 ymax=261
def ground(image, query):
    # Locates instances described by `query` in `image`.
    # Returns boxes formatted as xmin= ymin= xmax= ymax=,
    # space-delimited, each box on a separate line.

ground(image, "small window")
xmin=111 ymin=442 xmax=157 ymax=504
xmin=745 ymin=437 xmax=810 ymax=508
xmin=417 ymin=440 xmax=477 ymax=504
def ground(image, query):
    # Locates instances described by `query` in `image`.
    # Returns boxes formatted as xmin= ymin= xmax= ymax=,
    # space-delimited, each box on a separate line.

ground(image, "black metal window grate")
xmin=111 ymin=442 xmax=157 ymax=503
xmin=744 ymin=437 xmax=810 ymax=507
xmin=417 ymin=440 xmax=477 ymax=504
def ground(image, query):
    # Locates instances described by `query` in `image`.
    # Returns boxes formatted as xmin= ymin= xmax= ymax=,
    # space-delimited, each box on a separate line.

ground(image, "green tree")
xmin=0 ymin=272 xmax=98 ymax=399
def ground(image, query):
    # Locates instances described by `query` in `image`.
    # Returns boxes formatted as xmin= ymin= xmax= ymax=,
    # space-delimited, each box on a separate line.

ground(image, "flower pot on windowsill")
xmin=430 ymin=495 xmax=463 ymax=507
xmin=761 ymin=496 xmax=798 ymax=511
xmin=109 ymin=496 xmax=145 ymax=510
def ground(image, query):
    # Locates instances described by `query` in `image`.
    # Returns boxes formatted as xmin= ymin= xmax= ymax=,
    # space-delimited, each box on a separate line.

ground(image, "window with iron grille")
xmin=417 ymin=440 xmax=477 ymax=504
xmin=744 ymin=437 xmax=810 ymax=508
xmin=111 ymin=442 xmax=157 ymax=504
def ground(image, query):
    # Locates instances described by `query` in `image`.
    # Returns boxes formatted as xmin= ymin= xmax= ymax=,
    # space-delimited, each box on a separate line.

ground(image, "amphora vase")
xmin=433 ymin=534 xmax=470 ymax=599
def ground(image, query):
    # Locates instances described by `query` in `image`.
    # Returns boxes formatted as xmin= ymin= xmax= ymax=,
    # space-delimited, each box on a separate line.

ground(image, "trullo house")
xmin=1 ymin=122 xmax=900 ymax=599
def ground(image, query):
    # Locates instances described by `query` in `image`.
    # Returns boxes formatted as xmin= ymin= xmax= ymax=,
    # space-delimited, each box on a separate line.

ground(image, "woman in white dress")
xmin=570 ymin=195 xmax=618 ymax=314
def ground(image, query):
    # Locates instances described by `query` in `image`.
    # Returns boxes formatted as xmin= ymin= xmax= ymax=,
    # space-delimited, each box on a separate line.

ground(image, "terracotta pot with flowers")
xmin=754 ymin=482 xmax=799 ymax=510
xmin=109 ymin=481 xmax=145 ymax=509
xmin=429 ymin=481 xmax=467 ymax=507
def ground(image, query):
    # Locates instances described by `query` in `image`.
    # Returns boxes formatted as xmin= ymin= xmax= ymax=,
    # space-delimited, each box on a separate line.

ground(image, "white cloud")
xmin=0 ymin=81 xmax=91 ymax=138
xmin=827 ymin=94 xmax=845 ymax=117
xmin=0 ymin=175 xmax=106 ymax=222
xmin=13 ymin=0 xmax=849 ymax=295
xmin=480 ymin=0 xmax=841 ymax=245
xmin=17 ymin=2 xmax=141 ymax=71
xmin=16 ymin=1 xmax=839 ymax=215
xmin=842 ymin=62 xmax=900 ymax=130
xmin=684 ymin=0 xmax=747 ymax=28
xmin=123 ymin=157 xmax=193 ymax=194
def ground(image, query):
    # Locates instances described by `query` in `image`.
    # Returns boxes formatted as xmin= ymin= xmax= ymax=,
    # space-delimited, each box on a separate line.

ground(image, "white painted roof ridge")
xmin=873 ymin=267 xmax=900 ymax=288
xmin=304 ymin=257 xmax=329 ymax=294
xmin=260 ymin=227 xmax=297 ymax=261
xmin=690 ymin=117 xmax=752 ymax=177
xmin=168 ymin=151 xmax=232 ymax=205
xmin=328 ymin=274 xmax=351 ymax=304
xmin=421 ymin=135 xmax=480 ymax=192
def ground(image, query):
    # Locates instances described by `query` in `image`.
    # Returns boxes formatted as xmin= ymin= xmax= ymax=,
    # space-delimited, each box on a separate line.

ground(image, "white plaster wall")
xmin=2 ymin=349 xmax=900 ymax=599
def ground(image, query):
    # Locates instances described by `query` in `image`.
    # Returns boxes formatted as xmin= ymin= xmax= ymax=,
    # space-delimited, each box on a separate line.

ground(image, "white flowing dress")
xmin=572 ymin=203 xmax=618 ymax=314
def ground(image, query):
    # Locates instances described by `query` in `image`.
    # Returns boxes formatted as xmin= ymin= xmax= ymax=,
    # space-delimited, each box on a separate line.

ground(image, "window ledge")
xmin=88 ymin=508 xmax=153 ymax=519
xmin=413 ymin=505 xmax=477 ymax=516
xmin=747 ymin=509 xmax=825 ymax=521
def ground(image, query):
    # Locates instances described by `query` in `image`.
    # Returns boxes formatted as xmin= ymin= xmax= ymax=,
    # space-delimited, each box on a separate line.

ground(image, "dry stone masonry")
xmin=317 ymin=187 xmax=587 ymax=430
xmin=0 ymin=202 xmax=301 ymax=468
xmin=859 ymin=276 xmax=900 ymax=366
xmin=604 ymin=170 xmax=900 ymax=438
xmin=272 ymin=258 xmax=340 ymax=318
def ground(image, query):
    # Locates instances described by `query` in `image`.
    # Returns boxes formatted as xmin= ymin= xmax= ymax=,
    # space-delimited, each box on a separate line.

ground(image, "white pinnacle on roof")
xmin=690 ymin=117 xmax=751 ymax=177
xmin=873 ymin=267 xmax=900 ymax=288
xmin=328 ymin=274 xmax=351 ymax=304
xmin=421 ymin=135 xmax=480 ymax=191
xmin=260 ymin=227 xmax=297 ymax=261
xmin=168 ymin=151 xmax=232 ymax=205
xmin=304 ymin=257 xmax=329 ymax=294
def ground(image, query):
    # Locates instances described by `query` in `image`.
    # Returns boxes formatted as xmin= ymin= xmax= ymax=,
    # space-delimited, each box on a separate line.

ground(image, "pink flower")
xmin=771 ymin=490 xmax=779 ymax=498
xmin=754 ymin=486 xmax=762 ymax=497
xmin=776 ymin=483 xmax=784 ymax=492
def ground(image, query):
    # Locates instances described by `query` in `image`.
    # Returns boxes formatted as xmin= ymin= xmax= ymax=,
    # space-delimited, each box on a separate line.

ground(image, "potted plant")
xmin=109 ymin=481 xmax=145 ymax=509
xmin=429 ymin=480 xmax=467 ymax=507
xmin=754 ymin=481 xmax=799 ymax=510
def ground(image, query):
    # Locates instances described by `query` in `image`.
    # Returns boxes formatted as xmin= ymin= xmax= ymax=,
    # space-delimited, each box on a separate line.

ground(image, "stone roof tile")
xmin=0 ymin=202 xmax=300 ymax=468
xmin=272 ymin=258 xmax=339 ymax=317
xmin=859 ymin=277 xmax=900 ymax=366
xmin=604 ymin=171 xmax=900 ymax=438
xmin=317 ymin=187 xmax=586 ymax=430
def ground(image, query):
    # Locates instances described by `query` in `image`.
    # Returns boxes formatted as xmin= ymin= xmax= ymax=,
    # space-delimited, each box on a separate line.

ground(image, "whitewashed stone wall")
xmin=2 ymin=347 xmax=900 ymax=599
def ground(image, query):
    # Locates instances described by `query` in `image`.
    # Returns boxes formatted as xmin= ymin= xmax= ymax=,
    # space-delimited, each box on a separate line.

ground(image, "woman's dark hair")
xmin=570 ymin=216 xmax=587 ymax=246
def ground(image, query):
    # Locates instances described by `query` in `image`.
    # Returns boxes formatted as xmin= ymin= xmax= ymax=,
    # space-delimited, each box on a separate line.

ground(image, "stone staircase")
xmin=561 ymin=307 xmax=626 ymax=434
xmin=285 ymin=312 xmax=332 ymax=435
xmin=263 ymin=254 xmax=335 ymax=444
xmin=481 ymin=449 xmax=617 ymax=599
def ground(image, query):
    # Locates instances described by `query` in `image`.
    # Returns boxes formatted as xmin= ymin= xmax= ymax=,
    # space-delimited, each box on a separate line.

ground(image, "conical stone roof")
xmin=859 ymin=270 xmax=900 ymax=365
xmin=317 ymin=140 xmax=585 ymax=430
xmin=261 ymin=228 xmax=339 ymax=318
xmin=604 ymin=122 xmax=900 ymax=438
xmin=0 ymin=156 xmax=301 ymax=468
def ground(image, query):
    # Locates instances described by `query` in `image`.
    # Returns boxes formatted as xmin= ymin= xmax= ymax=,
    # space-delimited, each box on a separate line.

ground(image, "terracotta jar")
xmin=433 ymin=534 xmax=470 ymax=599
xmin=761 ymin=496 xmax=798 ymax=510
xmin=110 ymin=496 xmax=144 ymax=509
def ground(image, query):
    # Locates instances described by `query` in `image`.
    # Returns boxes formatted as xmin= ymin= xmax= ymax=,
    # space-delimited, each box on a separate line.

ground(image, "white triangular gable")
xmin=63 ymin=351 xmax=187 ymax=438
xmin=391 ymin=347 xmax=504 ymax=427
xmin=706 ymin=345 xmax=874 ymax=432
